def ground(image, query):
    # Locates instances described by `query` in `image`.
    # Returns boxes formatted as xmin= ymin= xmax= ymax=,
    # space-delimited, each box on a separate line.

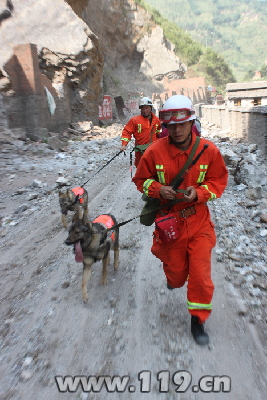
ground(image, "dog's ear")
xmin=81 ymin=213 xmax=93 ymax=230
xmin=72 ymin=212 xmax=80 ymax=223
xmin=85 ymin=221 xmax=93 ymax=231
xmin=82 ymin=212 xmax=89 ymax=225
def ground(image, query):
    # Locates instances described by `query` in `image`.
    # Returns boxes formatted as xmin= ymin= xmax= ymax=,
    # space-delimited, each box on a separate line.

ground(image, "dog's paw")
xmin=100 ymin=278 xmax=107 ymax=285
xmin=82 ymin=293 xmax=88 ymax=303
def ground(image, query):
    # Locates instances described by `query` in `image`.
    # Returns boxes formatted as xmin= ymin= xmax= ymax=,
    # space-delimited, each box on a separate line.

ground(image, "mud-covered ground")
xmin=0 ymin=127 xmax=267 ymax=400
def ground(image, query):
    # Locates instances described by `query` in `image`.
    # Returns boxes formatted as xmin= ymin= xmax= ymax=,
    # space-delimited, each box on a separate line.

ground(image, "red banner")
xmin=124 ymin=99 xmax=139 ymax=111
xmin=99 ymin=95 xmax=113 ymax=120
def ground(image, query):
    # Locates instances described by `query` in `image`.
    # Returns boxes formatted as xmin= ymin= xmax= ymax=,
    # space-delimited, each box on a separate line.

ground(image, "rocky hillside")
xmin=66 ymin=0 xmax=187 ymax=97
xmin=0 ymin=0 xmax=187 ymax=131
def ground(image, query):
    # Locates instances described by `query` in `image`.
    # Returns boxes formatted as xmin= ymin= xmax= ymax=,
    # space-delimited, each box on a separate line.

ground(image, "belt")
xmin=178 ymin=205 xmax=196 ymax=218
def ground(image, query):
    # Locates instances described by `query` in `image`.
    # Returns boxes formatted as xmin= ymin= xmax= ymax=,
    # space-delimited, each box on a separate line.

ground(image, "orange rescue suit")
xmin=132 ymin=133 xmax=228 ymax=323
xmin=121 ymin=113 xmax=161 ymax=167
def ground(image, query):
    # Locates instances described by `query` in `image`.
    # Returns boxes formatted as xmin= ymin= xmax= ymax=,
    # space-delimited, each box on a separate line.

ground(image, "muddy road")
xmin=0 ymin=132 xmax=267 ymax=400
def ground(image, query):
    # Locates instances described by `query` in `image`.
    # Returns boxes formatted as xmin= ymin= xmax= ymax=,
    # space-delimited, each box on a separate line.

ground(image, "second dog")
xmin=59 ymin=186 xmax=89 ymax=229
xmin=65 ymin=213 xmax=119 ymax=302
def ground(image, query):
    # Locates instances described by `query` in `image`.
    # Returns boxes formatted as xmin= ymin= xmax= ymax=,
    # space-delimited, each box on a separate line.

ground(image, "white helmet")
xmin=160 ymin=95 xmax=196 ymax=124
xmin=139 ymin=97 xmax=153 ymax=108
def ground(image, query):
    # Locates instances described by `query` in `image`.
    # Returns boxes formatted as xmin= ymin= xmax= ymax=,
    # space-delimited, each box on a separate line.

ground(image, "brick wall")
xmin=201 ymin=105 xmax=267 ymax=157
xmin=3 ymin=43 xmax=71 ymax=140
xmin=152 ymin=77 xmax=207 ymax=105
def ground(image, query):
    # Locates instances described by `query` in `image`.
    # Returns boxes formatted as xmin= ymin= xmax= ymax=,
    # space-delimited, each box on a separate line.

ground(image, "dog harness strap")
xmin=71 ymin=187 xmax=85 ymax=203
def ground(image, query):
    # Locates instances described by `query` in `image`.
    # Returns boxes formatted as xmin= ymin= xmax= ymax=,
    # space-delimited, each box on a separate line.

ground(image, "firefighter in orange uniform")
xmin=132 ymin=95 xmax=228 ymax=345
xmin=120 ymin=97 xmax=161 ymax=167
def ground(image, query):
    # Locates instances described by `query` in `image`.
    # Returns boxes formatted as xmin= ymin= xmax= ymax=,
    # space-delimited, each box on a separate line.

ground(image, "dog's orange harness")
xmin=93 ymin=215 xmax=115 ymax=241
xmin=71 ymin=187 xmax=84 ymax=203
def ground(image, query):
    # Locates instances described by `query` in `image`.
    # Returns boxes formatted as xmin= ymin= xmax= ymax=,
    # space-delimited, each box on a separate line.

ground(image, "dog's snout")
xmin=65 ymin=238 xmax=72 ymax=245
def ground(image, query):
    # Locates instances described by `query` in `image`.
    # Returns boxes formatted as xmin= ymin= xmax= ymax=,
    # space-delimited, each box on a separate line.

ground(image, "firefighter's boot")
xmin=191 ymin=316 xmax=209 ymax=345
xmin=167 ymin=282 xmax=174 ymax=290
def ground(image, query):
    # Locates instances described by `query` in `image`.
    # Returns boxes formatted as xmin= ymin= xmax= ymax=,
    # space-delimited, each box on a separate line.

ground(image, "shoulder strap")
xmin=135 ymin=121 xmax=157 ymax=153
xmin=170 ymin=136 xmax=200 ymax=188
xmin=149 ymin=123 xmax=156 ymax=144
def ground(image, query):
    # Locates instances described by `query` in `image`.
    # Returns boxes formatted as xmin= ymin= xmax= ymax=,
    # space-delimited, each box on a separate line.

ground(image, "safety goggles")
xmin=159 ymin=108 xmax=195 ymax=123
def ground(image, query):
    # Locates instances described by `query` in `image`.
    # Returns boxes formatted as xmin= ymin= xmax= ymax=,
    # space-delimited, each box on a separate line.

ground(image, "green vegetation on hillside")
xmin=197 ymin=48 xmax=236 ymax=91
xmin=260 ymin=64 xmax=267 ymax=79
xmin=244 ymin=62 xmax=267 ymax=81
xmin=143 ymin=0 xmax=267 ymax=81
xmin=135 ymin=0 xmax=236 ymax=93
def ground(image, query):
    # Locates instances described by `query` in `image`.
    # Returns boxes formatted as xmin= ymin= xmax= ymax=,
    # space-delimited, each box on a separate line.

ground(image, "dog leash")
xmin=105 ymin=189 xmax=189 ymax=231
xmin=129 ymin=148 xmax=135 ymax=178
xmin=81 ymin=150 xmax=126 ymax=188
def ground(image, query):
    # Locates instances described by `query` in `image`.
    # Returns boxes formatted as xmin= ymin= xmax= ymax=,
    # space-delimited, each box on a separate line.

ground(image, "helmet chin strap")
xmin=141 ymin=109 xmax=152 ymax=118
xmin=175 ymin=121 xmax=194 ymax=145
xmin=176 ymin=131 xmax=191 ymax=145
xmin=141 ymin=105 xmax=152 ymax=118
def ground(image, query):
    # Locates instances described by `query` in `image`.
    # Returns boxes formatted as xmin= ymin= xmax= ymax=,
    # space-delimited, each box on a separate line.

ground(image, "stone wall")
xmin=0 ymin=0 xmax=103 ymax=140
xmin=160 ymin=77 xmax=207 ymax=104
xmin=201 ymin=105 xmax=267 ymax=157
xmin=4 ymin=44 xmax=71 ymax=140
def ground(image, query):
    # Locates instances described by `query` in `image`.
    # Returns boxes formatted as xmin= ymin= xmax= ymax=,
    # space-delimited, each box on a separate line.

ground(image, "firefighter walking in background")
xmin=120 ymin=97 xmax=161 ymax=167
xmin=132 ymin=95 xmax=228 ymax=345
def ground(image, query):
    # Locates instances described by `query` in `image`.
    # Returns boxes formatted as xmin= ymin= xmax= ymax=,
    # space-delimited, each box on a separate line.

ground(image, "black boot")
xmin=167 ymin=283 xmax=174 ymax=290
xmin=191 ymin=316 xmax=209 ymax=345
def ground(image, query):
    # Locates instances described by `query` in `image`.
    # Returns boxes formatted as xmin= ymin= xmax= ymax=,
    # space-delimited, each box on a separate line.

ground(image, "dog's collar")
xmin=99 ymin=230 xmax=108 ymax=245
xmin=71 ymin=195 xmax=80 ymax=207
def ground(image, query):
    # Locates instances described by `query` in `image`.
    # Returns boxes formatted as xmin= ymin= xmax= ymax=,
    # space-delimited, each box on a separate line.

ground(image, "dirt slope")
xmin=0 ymin=132 xmax=267 ymax=400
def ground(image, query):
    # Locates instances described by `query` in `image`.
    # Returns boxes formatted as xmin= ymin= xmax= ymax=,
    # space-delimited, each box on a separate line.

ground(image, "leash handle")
xmin=130 ymin=151 xmax=133 ymax=178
